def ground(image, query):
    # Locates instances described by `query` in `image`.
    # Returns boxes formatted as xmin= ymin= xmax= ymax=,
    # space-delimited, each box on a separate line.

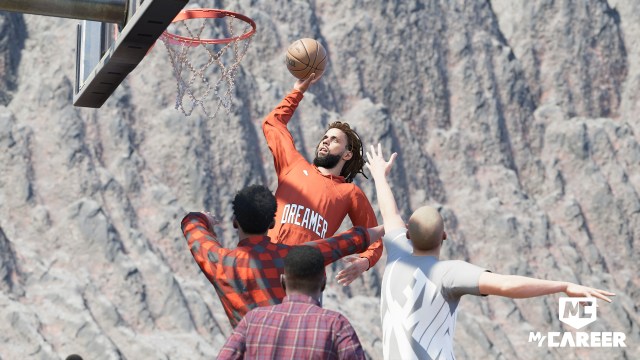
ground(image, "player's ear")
xmin=342 ymin=150 xmax=353 ymax=161
xmin=443 ymin=231 xmax=447 ymax=241
xmin=321 ymin=275 xmax=326 ymax=292
xmin=280 ymin=274 xmax=286 ymax=291
xmin=269 ymin=220 xmax=275 ymax=229
xmin=232 ymin=218 xmax=239 ymax=229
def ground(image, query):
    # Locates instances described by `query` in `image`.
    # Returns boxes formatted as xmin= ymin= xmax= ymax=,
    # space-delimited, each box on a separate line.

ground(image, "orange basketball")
xmin=285 ymin=38 xmax=328 ymax=80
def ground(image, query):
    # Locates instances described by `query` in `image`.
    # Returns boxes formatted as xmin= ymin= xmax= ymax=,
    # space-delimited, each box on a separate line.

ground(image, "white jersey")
xmin=381 ymin=229 xmax=487 ymax=360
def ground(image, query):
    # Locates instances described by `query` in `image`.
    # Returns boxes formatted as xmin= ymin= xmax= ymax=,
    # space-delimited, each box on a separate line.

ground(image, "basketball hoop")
xmin=159 ymin=9 xmax=256 ymax=119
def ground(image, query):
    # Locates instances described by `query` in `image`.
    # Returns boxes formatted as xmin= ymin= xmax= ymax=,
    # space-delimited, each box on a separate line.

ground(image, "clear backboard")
xmin=74 ymin=0 xmax=188 ymax=108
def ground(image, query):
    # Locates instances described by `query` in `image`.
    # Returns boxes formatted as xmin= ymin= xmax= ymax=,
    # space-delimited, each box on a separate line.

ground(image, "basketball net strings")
xmin=162 ymin=19 xmax=253 ymax=119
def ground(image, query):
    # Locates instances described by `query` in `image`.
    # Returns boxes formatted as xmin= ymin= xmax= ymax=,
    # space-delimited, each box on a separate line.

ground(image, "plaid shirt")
xmin=181 ymin=212 xmax=371 ymax=328
xmin=217 ymin=293 xmax=366 ymax=360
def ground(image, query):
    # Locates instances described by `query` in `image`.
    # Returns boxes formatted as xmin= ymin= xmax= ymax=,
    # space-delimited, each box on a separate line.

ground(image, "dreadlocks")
xmin=325 ymin=121 xmax=366 ymax=183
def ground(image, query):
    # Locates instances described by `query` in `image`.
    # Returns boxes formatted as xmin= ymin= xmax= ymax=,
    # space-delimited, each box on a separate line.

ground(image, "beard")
xmin=313 ymin=153 xmax=342 ymax=169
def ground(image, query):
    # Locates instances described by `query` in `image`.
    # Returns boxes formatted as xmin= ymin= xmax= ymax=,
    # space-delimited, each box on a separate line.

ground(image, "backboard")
xmin=74 ymin=0 xmax=188 ymax=108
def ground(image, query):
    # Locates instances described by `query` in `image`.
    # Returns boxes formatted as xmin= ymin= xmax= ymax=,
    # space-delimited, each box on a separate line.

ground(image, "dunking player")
xmin=262 ymin=74 xmax=381 ymax=285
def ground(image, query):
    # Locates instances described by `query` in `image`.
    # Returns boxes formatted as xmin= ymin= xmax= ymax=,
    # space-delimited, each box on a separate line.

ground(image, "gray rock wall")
xmin=0 ymin=0 xmax=637 ymax=359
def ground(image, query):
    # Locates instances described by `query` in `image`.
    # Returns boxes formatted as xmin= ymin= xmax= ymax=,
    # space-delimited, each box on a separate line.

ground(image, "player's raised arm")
xmin=261 ymin=76 xmax=317 ymax=175
xmin=181 ymin=212 xmax=224 ymax=283
xmin=366 ymin=144 xmax=403 ymax=232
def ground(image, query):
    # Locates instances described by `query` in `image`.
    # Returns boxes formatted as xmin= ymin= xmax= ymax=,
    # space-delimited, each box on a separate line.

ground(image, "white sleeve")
xmin=382 ymin=228 xmax=412 ymax=262
xmin=442 ymin=260 xmax=488 ymax=299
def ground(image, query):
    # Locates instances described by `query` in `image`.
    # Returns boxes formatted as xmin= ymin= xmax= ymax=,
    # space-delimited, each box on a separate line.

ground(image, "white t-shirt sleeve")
xmin=441 ymin=260 xmax=488 ymax=300
xmin=382 ymin=228 xmax=413 ymax=262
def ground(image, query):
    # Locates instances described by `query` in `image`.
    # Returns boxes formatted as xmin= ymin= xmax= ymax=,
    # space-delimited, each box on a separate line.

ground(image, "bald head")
xmin=408 ymin=206 xmax=445 ymax=251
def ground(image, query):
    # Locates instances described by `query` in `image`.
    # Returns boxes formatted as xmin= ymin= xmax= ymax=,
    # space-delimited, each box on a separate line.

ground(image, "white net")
xmin=159 ymin=11 xmax=254 ymax=119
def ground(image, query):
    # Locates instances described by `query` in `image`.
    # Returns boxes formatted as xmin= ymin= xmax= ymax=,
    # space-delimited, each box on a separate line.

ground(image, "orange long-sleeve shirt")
xmin=262 ymin=89 xmax=383 ymax=268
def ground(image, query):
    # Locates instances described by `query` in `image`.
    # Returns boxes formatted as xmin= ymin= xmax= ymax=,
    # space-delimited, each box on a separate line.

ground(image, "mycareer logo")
xmin=559 ymin=297 xmax=597 ymax=329
xmin=528 ymin=297 xmax=627 ymax=348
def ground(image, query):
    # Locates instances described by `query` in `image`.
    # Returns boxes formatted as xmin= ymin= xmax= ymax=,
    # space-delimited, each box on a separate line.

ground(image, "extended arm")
xmin=335 ymin=144 xmax=399 ymax=286
xmin=180 ymin=212 xmax=224 ymax=283
xmin=336 ymin=196 xmax=383 ymax=286
xmin=305 ymin=225 xmax=383 ymax=266
xmin=366 ymin=144 xmax=403 ymax=232
xmin=262 ymin=75 xmax=318 ymax=174
xmin=478 ymin=272 xmax=615 ymax=302
xmin=347 ymin=191 xmax=383 ymax=264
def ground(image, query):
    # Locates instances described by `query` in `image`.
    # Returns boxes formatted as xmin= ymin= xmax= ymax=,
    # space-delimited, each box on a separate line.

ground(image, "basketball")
xmin=285 ymin=38 xmax=328 ymax=80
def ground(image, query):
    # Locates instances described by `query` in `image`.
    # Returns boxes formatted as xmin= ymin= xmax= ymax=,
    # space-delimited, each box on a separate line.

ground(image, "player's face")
xmin=316 ymin=128 xmax=350 ymax=158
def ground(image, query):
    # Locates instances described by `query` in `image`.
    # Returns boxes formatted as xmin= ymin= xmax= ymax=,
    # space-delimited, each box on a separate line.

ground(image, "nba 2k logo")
xmin=559 ymin=297 xmax=596 ymax=330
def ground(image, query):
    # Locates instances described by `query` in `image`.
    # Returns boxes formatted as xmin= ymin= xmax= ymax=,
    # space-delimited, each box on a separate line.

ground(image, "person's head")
xmin=407 ymin=206 xmax=447 ymax=252
xmin=232 ymin=185 xmax=277 ymax=235
xmin=313 ymin=121 xmax=365 ymax=183
xmin=281 ymin=246 xmax=326 ymax=296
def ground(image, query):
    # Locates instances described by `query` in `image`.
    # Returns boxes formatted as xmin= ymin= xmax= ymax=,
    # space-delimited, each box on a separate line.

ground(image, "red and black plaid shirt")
xmin=181 ymin=212 xmax=371 ymax=328
xmin=217 ymin=293 xmax=366 ymax=360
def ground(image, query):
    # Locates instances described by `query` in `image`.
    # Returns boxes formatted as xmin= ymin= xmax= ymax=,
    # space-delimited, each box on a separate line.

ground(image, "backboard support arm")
xmin=0 ymin=0 xmax=127 ymax=24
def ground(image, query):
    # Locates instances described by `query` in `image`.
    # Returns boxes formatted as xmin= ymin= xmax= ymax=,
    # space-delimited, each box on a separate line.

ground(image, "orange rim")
xmin=162 ymin=9 xmax=256 ymax=45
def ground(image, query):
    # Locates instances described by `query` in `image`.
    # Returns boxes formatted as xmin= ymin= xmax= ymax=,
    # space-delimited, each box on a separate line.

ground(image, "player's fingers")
xmin=370 ymin=145 xmax=377 ymax=157
xmin=592 ymin=292 xmax=612 ymax=303
xmin=388 ymin=152 xmax=398 ymax=166
xmin=337 ymin=270 xmax=355 ymax=284
xmin=337 ymin=263 xmax=353 ymax=275
xmin=299 ymin=73 xmax=315 ymax=89
xmin=340 ymin=277 xmax=354 ymax=286
xmin=377 ymin=143 xmax=383 ymax=156
xmin=336 ymin=268 xmax=353 ymax=281
xmin=342 ymin=256 xmax=357 ymax=264
xmin=595 ymin=289 xmax=615 ymax=301
xmin=598 ymin=289 xmax=616 ymax=296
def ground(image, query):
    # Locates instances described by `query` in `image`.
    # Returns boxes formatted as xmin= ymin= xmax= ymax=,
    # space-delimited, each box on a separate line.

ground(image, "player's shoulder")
xmin=440 ymin=259 xmax=470 ymax=266
xmin=309 ymin=305 xmax=347 ymax=325
xmin=282 ymin=156 xmax=312 ymax=174
xmin=436 ymin=259 xmax=472 ymax=270
xmin=337 ymin=180 xmax=364 ymax=193
xmin=352 ymin=179 xmax=369 ymax=191
xmin=436 ymin=259 xmax=484 ymax=280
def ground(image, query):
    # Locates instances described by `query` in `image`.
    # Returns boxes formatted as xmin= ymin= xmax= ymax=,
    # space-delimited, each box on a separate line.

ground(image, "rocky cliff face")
xmin=0 ymin=1 xmax=638 ymax=359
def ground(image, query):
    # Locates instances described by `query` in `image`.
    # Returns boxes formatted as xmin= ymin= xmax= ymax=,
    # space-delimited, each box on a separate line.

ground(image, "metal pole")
xmin=0 ymin=0 xmax=127 ymax=24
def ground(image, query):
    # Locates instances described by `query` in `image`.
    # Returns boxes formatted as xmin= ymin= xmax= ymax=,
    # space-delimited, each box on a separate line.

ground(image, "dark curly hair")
xmin=319 ymin=121 xmax=366 ymax=183
xmin=232 ymin=185 xmax=277 ymax=234
xmin=284 ymin=245 xmax=325 ymax=292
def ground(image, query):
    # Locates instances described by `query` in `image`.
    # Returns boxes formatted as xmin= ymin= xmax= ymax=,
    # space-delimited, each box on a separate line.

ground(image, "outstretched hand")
xmin=293 ymin=73 xmax=320 ymax=93
xmin=565 ymin=284 xmax=615 ymax=303
xmin=335 ymin=256 xmax=370 ymax=286
xmin=366 ymin=143 xmax=397 ymax=180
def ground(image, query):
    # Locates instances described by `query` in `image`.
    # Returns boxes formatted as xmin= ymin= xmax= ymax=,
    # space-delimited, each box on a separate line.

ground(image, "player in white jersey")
xmin=365 ymin=144 xmax=615 ymax=360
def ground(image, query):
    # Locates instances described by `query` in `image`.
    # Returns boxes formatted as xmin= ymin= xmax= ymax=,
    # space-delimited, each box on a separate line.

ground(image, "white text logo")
xmin=559 ymin=297 xmax=597 ymax=329
xmin=528 ymin=297 xmax=626 ymax=348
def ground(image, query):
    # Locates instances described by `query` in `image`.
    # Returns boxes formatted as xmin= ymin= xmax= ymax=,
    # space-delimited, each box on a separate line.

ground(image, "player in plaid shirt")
xmin=182 ymin=185 xmax=383 ymax=328
xmin=218 ymin=245 xmax=366 ymax=360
